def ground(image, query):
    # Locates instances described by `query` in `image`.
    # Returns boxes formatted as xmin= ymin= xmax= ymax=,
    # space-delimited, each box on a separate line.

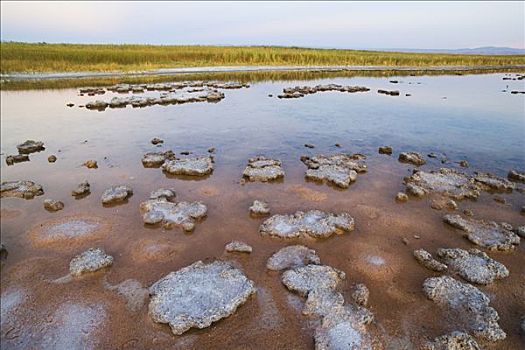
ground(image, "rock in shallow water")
xmin=423 ymin=275 xmax=506 ymax=341
xmin=242 ymin=156 xmax=285 ymax=182
xmin=507 ymin=169 xmax=525 ymax=183
xmin=140 ymin=197 xmax=207 ymax=231
xmin=249 ymin=200 xmax=270 ymax=216
xmin=443 ymin=214 xmax=520 ymax=251
xmin=148 ymin=260 xmax=256 ymax=335
xmin=43 ymin=199 xmax=64 ymax=212
xmin=1 ymin=180 xmax=44 ymax=199
xmin=266 ymin=245 xmax=321 ymax=271
xmin=72 ymin=181 xmax=90 ymax=196
xmin=5 ymin=154 xmax=29 ymax=165
xmin=260 ymin=210 xmax=355 ymax=239
xmin=282 ymin=264 xmax=345 ymax=297
xmin=162 ymin=156 xmax=213 ymax=176
xmin=473 ymin=172 xmax=515 ymax=192
xmin=399 ymin=152 xmax=426 ymax=166
xmin=225 ymin=241 xmax=252 ymax=253
xmin=413 ymin=249 xmax=448 ymax=272
xmin=351 ymin=284 xmax=370 ymax=307
xmin=69 ymin=248 xmax=113 ymax=276
xmin=422 ymin=331 xmax=480 ymax=350
xmin=16 ymin=140 xmax=45 ymax=154
xmin=101 ymin=185 xmax=133 ymax=204
xmin=404 ymin=168 xmax=480 ymax=200
xmin=302 ymin=154 xmax=367 ymax=189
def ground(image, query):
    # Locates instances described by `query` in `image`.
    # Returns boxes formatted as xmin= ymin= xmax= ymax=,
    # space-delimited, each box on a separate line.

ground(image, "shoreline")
xmin=3 ymin=64 xmax=525 ymax=81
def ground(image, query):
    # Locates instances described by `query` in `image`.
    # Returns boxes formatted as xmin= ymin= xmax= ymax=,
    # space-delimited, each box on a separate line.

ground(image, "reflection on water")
xmin=1 ymin=73 xmax=524 ymax=349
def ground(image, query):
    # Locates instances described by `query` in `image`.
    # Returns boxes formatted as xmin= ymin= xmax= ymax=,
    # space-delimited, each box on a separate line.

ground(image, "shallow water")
xmin=1 ymin=73 xmax=524 ymax=349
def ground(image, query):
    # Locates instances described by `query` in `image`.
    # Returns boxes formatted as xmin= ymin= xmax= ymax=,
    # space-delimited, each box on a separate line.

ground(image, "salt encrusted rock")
xmin=83 ymin=160 xmax=98 ymax=169
xmin=43 ymin=199 xmax=64 ymax=212
xmin=5 ymin=154 xmax=29 ymax=165
xmin=404 ymin=168 xmax=481 ymax=200
xmin=225 ymin=241 xmax=253 ymax=253
xmin=101 ymin=185 xmax=133 ymax=204
xmin=148 ymin=260 xmax=256 ymax=335
xmin=508 ymin=169 xmax=525 ymax=183
xmin=473 ymin=172 xmax=515 ymax=192
xmin=142 ymin=151 xmax=172 ymax=168
xmin=303 ymin=288 xmax=345 ymax=317
xmin=351 ymin=284 xmax=370 ymax=307
xmin=396 ymin=192 xmax=408 ymax=202
xmin=378 ymin=146 xmax=393 ymax=155
xmin=281 ymin=264 xmax=345 ymax=297
xmin=399 ymin=152 xmax=426 ymax=166
xmin=149 ymin=188 xmax=176 ymax=201
xmin=423 ymin=276 xmax=506 ymax=341
xmin=139 ymin=198 xmax=207 ymax=231
xmin=436 ymin=248 xmax=509 ymax=285
xmin=266 ymin=245 xmax=321 ymax=271
xmin=413 ymin=249 xmax=448 ymax=272
xmin=72 ymin=181 xmax=90 ymax=196
xmin=443 ymin=214 xmax=520 ymax=251
xmin=249 ymin=200 xmax=270 ymax=216
xmin=1 ymin=180 xmax=44 ymax=199
xmin=85 ymin=100 xmax=109 ymax=110
xmin=260 ymin=210 xmax=355 ymax=239
xmin=422 ymin=331 xmax=480 ymax=350
xmin=162 ymin=156 xmax=213 ymax=176
xmin=301 ymin=154 xmax=367 ymax=189
xmin=242 ymin=156 xmax=285 ymax=182
xmin=278 ymin=84 xmax=369 ymax=98
xmin=69 ymin=248 xmax=113 ymax=276
xmin=16 ymin=140 xmax=45 ymax=154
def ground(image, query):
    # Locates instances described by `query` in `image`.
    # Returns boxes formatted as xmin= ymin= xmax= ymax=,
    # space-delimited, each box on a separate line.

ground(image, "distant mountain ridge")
xmin=371 ymin=47 xmax=525 ymax=55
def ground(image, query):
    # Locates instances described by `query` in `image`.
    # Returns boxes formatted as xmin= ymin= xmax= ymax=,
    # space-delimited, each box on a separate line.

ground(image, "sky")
xmin=1 ymin=1 xmax=524 ymax=49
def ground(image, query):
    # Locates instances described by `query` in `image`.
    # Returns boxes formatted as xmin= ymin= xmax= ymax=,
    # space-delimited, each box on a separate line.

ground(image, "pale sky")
xmin=1 ymin=1 xmax=524 ymax=49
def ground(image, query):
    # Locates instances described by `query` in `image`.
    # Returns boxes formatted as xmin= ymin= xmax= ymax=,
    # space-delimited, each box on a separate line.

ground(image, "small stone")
xmin=305 ymin=143 xmax=315 ymax=148
xmin=84 ymin=160 xmax=98 ymax=169
xmin=1 ymin=243 xmax=8 ymax=261
xmin=72 ymin=181 xmax=90 ymax=196
xmin=225 ymin=241 xmax=252 ymax=253
xmin=402 ymin=237 xmax=410 ymax=245
xmin=101 ymin=185 xmax=133 ymax=204
xmin=396 ymin=192 xmax=408 ymax=202
xmin=351 ymin=284 xmax=369 ymax=307
xmin=413 ymin=235 xmax=421 ymax=239
xmin=207 ymin=147 xmax=216 ymax=153
xmin=43 ymin=199 xmax=64 ymax=212
xmin=151 ymin=137 xmax=164 ymax=145
xmin=378 ymin=146 xmax=393 ymax=155
xmin=413 ymin=249 xmax=448 ymax=272
xmin=399 ymin=152 xmax=426 ymax=166
xmin=458 ymin=160 xmax=469 ymax=168
xmin=463 ymin=209 xmax=474 ymax=217
xmin=335 ymin=143 xmax=342 ymax=148
xmin=249 ymin=200 xmax=270 ymax=216
xmin=66 ymin=103 xmax=74 ymax=107
xmin=69 ymin=248 xmax=113 ymax=276
xmin=47 ymin=155 xmax=57 ymax=163
xmin=16 ymin=140 xmax=45 ymax=154
xmin=266 ymin=245 xmax=321 ymax=271
xmin=5 ymin=154 xmax=29 ymax=165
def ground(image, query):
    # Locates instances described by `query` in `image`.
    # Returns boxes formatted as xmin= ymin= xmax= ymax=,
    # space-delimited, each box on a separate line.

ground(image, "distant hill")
xmin=372 ymin=47 xmax=525 ymax=55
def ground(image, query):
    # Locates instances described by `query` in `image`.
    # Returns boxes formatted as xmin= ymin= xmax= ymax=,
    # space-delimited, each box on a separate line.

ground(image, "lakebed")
xmin=1 ymin=72 xmax=524 ymax=349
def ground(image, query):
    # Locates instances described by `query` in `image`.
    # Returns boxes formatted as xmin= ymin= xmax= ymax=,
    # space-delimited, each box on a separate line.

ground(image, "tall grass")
xmin=1 ymin=42 xmax=524 ymax=73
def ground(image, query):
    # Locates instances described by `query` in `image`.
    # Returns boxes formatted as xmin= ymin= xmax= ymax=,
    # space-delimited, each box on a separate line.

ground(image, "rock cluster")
xmin=242 ymin=156 xmax=285 ymax=182
xmin=301 ymin=153 xmax=367 ymax=188
xmin=278 ymin=84 xmax=369 ymax=98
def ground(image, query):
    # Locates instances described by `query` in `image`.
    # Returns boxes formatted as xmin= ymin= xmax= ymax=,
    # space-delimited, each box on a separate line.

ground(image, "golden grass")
xmin=2 ymin=42 xmax=524 ymax=73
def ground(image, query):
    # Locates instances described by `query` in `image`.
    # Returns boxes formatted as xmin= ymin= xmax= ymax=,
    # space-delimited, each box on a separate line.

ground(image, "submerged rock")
xmin=104 ymin=279 xmax=148 ymax=312
xmin=260 ymin=210 xmax=354 ymax=239
xmin=351 ymin=284 xmax=370 ymax=307
xmin=100 ymin=185 xmax=133 ymax=204
xmin=413 ymin=249 xmax=448 ymax=272
xmin=301 ymin=154 xmax=367 ymax=188
xmin=422 ymin=331 xmax=480 ymax=350
xmin=249 ymin=200 xmax=270 ymax=216
xmin=266 ymin=245 xmax=321 ymax=271
xmin=148 ymin=260 xmax=256 ymax=335
xmin=16 ymin=140 xmax=45 ymax=154
xmin=242 ymin=156 xmax=285 ymax=182
xmin=282 ymin=264 xmax=345 ymax=297
xmin=423 ymin=276 xmax=506 ymax=341
xmin=473 ymin=172 xmax=515 ymax=192
xmin=69 ymin=248 xmax=113 ymax=276
xmin=404 ymin=168 xmax=480 ymax=200
xmin=436 ymin=248 xmax=509 ymax=285
xmin=43 ymin=199 xmax=64 ymax=212
xmin=507 ymin=169 xmax=525 ymax=183
xmin=399 ymin=152 xmax=426 ymax=166
xmin=139 ymin=197 xmax=207 ymax=231
xmin=72 ymin=181 xmax=90 ymax=196
xmin=378 ymin=146 xmax=393 ymax=155
xmin=444 ymin=214 xmax=520 ymax=251
xmin=5 ymin=154 xmax=29 ymax=165
xmin=1 ymin=180 xmax=44 ymax=199
xmin=225 ymin=241 xmax=252 ymax=253
xmin=162 ymin=156 xmax=213 ymax=176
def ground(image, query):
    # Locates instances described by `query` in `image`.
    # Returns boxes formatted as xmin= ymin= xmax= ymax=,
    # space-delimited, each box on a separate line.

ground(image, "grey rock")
xmin=149 ymin=188 xmax=176 ymax=201
xmin=139 ymin=198 xmax=207 ymax=231
xmin=281 ymin=264 xmax=345 ymax=297
xmin=72 ymin=181 xmax=90 ymax=196
xmin=101 ymin=185 xmax=133 ymax=204
xmin=444 ymin=214 xmax=520 ymax=251
xmin=278 ymin=84 xmax=369 ymax=99
xmin=378 ymin=146 xmax=393 ymax=155
xmin=514 ymin=226 xmax=525 ymax=238
xmin=399 ymin=152 xmax=426 ymax=166
xmin=422 ymin=331 xmax=480 ymax=350
xmin=404 ymin=168 xmax=481 ymax=200
xmin=85 ymin=100 xmax=109 ymax=110
xmin=242 ymin=156 xmax=285 ymax=182
xmin=16 ymin=140 xmax=45 ymax=154
xmin=142 ymin=152 xmax=170 ymax=168
xmin=44 ymin=199 xmax=64 ymax=212
xmin=423 ymin=276 xmax=506 ymax=341
xmin=225 ymin=241 xmax=252 ymax=253
xmin=436 ymin=248 xmax=509 ymax=285
xmin=508 ymin=169 xmax=525 ymax=183
xmin=260 ymin=210 xmax=355 ymax=239
xmin=69 ymin=248 xmax=113 ymax=276
xmin=303 ymin=288 xmax=345 ymax=318
xmin=414 ymin=249 xmax=448 ymax=272
xmin=1 ymin=180 xmax=44 ymax=199
xmin=6 ymin=154 xmax=29 ymax=165
xmin=351 ymin=284 xmax=370 ymax=307
xmin=266 ymin=245 xmax=321 ymax=271
xmin=473 ymin=172 xmax=515 ymax=192
xmin=162 ymin=156 xmax=213 ymax=176
xmin=148 ymin=260 xmax=256 ymax=335
xmin=302 ymin=154 xmax=367 ymax=189
xmin=249 ymin=200 xmax=270 ymax=216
